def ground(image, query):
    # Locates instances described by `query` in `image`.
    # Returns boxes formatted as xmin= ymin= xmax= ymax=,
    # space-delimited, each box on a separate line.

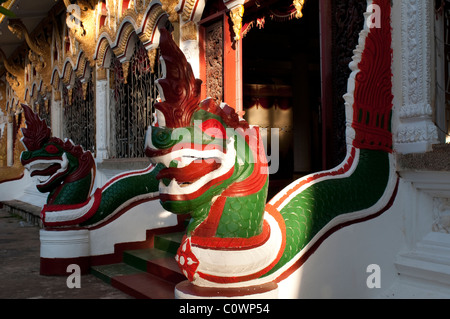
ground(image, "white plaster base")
xmin=40 ymin=229 xmax=90 ymax=259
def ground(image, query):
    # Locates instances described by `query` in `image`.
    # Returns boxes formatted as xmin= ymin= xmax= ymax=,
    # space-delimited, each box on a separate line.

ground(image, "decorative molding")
xmin=293 ymin=0 xmax=305 ymax=18
xmin=229 ymin=4 xmax=244 ymax=41
xmin=64 ymin=0 xmax=98 ymax=67
xmin=396 ymin=170 xmax=450 ymax=288
xmin=140 ymin=4 xmax=167 ymax=45
xmin=181 ymin=20 xmax=197 ymax=42
xmin=160 ymin=0 xmax=179 ymax=22
xmin=176 ymin=0 xmax=204 ymax=23
xmin=8 ymin=19 xmax=53 ymax=97
xmin=395 ymin=0 xmax=438 ymax=153
xmin=95 ymin=2 xmax=168 ymax=68
xmin=433 ymin=197 xmax=450 ymax=233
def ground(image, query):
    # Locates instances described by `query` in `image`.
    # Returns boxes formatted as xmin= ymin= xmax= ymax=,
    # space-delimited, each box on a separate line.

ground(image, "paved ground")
xmin=0 ymin=207 xmax=132 ymax=299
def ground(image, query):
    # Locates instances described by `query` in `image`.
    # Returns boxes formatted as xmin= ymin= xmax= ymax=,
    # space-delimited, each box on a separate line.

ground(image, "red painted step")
xmin=91 ymin=231 xmax=186 ymax=299
xmin=123 ymin=248 xmax=185 ymax=284
xmin=111 ymin=272 xmax=176 ymax=299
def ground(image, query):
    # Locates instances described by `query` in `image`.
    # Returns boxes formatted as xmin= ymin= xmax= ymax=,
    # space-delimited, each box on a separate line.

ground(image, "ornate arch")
xmin=139 ymin=2 xmax=168 ymax=47
xmin=74 ymin=51 xmax=92 ymax=81
xmin=176 ymin=0 xmax=204 ymax=22
xmin=94 ymin=36 xmax=113 ymax=67
xmin=94 ymin=1 xmax=169 ymax=67
xmin=112 ymin=21 xmax=138 ymax=60
xmin=61 ymin=59 xmax=76 ymax=87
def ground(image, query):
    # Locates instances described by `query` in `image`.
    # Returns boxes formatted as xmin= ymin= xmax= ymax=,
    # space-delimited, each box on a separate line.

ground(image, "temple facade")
xmin=1 ymin=0 xmax=450 ymax=298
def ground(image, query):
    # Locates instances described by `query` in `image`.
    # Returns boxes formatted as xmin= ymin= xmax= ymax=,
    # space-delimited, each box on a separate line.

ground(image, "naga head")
xmin=145 ymin=29 xmax=268 ymax=224
xmin=20 ymin=104 xmax=95 ymax=205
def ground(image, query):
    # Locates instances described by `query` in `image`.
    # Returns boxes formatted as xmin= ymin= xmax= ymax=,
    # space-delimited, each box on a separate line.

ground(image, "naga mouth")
xmin=23 ymin=153 xmax=69 ymax=188
xmin=157 ymin=158 xmax=221 ymax=187
xmin=30 ymin=163 xmax=61 ymax=178
xmin=150 ymin=137 xmax=237 ymax=198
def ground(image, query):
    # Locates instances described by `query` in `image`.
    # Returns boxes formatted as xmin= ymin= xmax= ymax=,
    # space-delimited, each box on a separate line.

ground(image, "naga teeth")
xmin=38 ymin=176 xmax=51 ymax=184
xmin=160 ymin=178 xmax=185 ymax=194
xmin=157 ymin=136 xmax=236 ymax=196
xmin=177 ymin=156 xmax=197 ymax=168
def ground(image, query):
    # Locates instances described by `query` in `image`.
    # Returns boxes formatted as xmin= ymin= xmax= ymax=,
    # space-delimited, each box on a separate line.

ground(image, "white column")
xmin=51 ymin=87 xmax=63 ymax=139
xmin=6 ymin=114 xmax=13 ymax=167
xmin=95 ymin=67 xmax=109 ymax=161
xmin=395 ymin=0 xmax=438 ymax=154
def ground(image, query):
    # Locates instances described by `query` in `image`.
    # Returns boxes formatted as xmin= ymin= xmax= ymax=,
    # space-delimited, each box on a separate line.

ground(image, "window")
xmin=63 ymin=72 xmax=96 ymax=153
xmin=110 ymin=41 xmax=161 ymax=158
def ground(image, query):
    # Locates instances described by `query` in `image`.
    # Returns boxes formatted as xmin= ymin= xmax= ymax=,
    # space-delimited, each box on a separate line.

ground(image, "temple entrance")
xmin=242 ymin=0 xmax=322 ymax=197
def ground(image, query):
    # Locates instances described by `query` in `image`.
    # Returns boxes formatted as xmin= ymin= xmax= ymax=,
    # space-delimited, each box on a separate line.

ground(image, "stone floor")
xmin=0 ymin=206 xmax=131 ymax=299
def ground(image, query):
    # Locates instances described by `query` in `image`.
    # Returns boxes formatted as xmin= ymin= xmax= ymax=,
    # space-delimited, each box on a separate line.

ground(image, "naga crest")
xmin=146 ymin=28 xmax=269 ymax=242
xmin=20 ymin=104 xmax=95 ymax=206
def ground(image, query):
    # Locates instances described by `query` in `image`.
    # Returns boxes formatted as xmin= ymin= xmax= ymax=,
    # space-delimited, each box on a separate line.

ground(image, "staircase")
xmin=91 ymin=231 xmax=186 ymax=299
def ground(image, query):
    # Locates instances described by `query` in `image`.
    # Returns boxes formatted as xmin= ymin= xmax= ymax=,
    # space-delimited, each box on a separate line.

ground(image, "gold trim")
xmin=230 ymin=5 xmax=244 ymax=41
xmin=112 ymin=22 xmax=136 ymax=59
xmin=181 ymin=20 xmax=197 ymax=41
xmin=293 ymin=0 xmax=305 ymax=19
xmin=160 ymin=0 xmax=179 ymax=23
xmin=139 ymin=5 xmax=166 ymax=44
xmin=180 ymin=0 xmax=197 ymax=22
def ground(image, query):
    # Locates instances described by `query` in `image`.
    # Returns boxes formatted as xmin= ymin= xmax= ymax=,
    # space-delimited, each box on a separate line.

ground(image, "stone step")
xmin=112 ymin=272 xmax=177 ymax=299
xmin=1 ymin=200 xmax=42 ymax=227
xmin=123 ymin=248 xmax=185 ymax=284
xmin=154 ymin=231 xmax=185 ymax=255
xmin=91 ymin=231 xmax=187 ymax=299
xmin=91 ymin=263 xmax=176 ymax=299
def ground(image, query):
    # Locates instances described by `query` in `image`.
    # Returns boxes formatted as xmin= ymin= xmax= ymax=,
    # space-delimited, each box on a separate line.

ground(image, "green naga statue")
xmin=20 ymin=0 xmax=397 ymax=295
xmin=144 ymin=6 xmax=397 ymax=289
xmin=20 ymin=104 xmax=163 ymax=227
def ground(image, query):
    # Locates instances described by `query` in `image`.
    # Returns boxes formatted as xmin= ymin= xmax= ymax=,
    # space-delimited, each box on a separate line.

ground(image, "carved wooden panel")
xmin=205 ymin=20 xmax=224 ymax=105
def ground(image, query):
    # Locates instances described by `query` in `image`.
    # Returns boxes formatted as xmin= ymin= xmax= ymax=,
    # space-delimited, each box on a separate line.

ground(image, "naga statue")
xmin=20 ymin=0 xmax=397 ymax=297
xmin=20 ymin=104 xmax=163 ymax=227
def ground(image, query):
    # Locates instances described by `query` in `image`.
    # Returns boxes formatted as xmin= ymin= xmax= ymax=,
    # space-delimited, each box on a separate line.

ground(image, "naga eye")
xmin=199 ymin=119 xmax=226 ymax=138
xmin=44 ymin=144 xmax=59 ymax=154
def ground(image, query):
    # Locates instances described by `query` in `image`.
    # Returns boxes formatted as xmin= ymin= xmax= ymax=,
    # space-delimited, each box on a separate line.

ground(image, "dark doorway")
xmin=242 ymin=0 xmax=322 ymax=198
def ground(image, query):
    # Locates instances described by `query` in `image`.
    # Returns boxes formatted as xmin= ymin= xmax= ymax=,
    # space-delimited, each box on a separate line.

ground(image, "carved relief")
xmin=0 ymin=49 xmax=25 ymax=107
xmin=293 ymin=0 xmax=305 ymax=18
xmin=433 ymin=197 xmax=450 ymax=233
xmin=63 ymin=0 xmax=98 ymax=67
xmin=179 ymin=0 xmax=198 ymax=22
xmin=229 ymin=4 xmax=244 ymax=41
xmin=160 ymin=0 xmax=179 ymax=22
xmin=8 ymin=19 xmax=53 ymax=96
xmin=140 ymin=5 xmax=167 ymax=44
xmin=396 ymin=0 xmax=439 ymax=153
xmin=95 ymin=2 xmax=169 ymax=71
xmin=205 ymin=20 xmax=223 ymax=105
xmin=111 ymin=23 xmax=137 ymax=59
xmin=181 ymin=20 xmax=197 ymax=41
